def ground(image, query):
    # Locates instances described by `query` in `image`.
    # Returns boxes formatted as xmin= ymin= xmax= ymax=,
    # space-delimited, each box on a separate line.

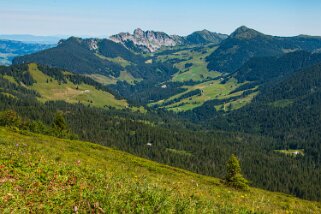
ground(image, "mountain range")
xmin=206 ymin=26 xmax=321 ymax=72
xmin=2 ymin=25 xmax=321 ymax=203
xmin=110 ymin=28 xmax=228 ymax=52
xmin=12 ymin=26 xmax=321 ymax=109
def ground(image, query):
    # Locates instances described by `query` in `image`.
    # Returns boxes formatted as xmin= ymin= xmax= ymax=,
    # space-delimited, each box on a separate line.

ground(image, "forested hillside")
xmin=207 ymin=26 xmax=321 ymax=73
xmin=224 ymin=63 xmax=321 ymax=142
xmin=200 ymin=63 xmax=321 ymax=171
xmin=234 ymin=51 xmax=321 ymax=83
xmin=0 ymin=63 xmax=128 ymax=109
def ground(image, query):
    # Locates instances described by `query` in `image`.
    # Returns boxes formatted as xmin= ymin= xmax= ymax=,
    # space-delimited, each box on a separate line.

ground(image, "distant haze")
xmin=0 ymin=34 xmax=67 ymax=44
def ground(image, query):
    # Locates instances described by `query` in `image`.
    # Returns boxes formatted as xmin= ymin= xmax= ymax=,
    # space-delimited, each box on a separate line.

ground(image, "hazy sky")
xmin=1 ymin=0 xmax=321 ymax=37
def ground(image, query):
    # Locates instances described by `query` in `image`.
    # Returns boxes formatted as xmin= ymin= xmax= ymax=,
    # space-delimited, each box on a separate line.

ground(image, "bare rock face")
xmin=110 ymin=28 xmax=184 ymax=52
xmin=83 ymin=39 xmax=99 ymax=51
xmin=110 ymin=28 xmax=228 ymax=53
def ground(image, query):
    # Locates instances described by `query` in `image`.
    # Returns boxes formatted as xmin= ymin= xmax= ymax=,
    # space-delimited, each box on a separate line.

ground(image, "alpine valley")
xmin=2 ymin=26 xmax=321 ymax=213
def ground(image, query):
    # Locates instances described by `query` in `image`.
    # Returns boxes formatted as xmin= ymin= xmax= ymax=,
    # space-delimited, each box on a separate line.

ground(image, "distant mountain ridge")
xmin=13 ymin=36 xmax=178 ymax=86
xmin=0 ymin=39 xmax=54 ymax=65
xmin=13 ymin=37 xmax=137 ymax=76
xmin=110 ymin=28 xmax=228 ymax=52
xmin=0 ymin=34 xmax=65 ymax=44
xmin=207 ymin=26 xmax=321 ymax=73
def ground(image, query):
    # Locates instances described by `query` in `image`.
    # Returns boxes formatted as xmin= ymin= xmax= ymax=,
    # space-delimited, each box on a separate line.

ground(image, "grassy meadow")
xmin=27 ymin=63 xmax=128 ymax=109
xmin=0 ymin=128 xmax=320 ymax=213
xmin=151 ymin=78 xmax=257 ymax=112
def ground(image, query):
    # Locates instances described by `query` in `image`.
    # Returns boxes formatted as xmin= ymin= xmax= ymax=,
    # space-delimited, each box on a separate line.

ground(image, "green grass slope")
xmin=151 ymin=78 xmax=257 ymax=112
xmin=156 ymin=45 xmax=221 ymax=82
xmin=27 ymin=63 xmax=128 ymax=109
xmin=1 ymin=128 xmax=320 ymax=213
xmin=151 ymin=45 xmax=258 ymax=112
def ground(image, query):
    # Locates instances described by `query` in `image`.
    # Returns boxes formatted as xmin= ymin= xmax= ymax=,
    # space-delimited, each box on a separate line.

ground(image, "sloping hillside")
xmin=155 ymin=44 xmax=221 ymax=82
xmin=0 ymin=63 xmax=128 ymax=109
xmin=219 ymin=62 xmax=321 ymax=137
xmin=150 ymin=77 xmax=257 ymax=112
xmin=206 ymin=62 xmax=321 ymax=167
xmin=12 ymin=37 xmax=178 ymax=86
xmin=12 ymin=37 xmax=125 ymax=76
xmin=0 ymin=127 xmax=320 ymax=213
xmin=207 ymin=26 xmax=321 ymax=73
xmin=233 ymin=51 xmax=321 ymax=83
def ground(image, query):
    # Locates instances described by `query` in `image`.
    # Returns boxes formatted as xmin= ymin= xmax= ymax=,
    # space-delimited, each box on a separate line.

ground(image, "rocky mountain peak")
xmin=133 ymin=28 xmax=144 ymax=37
xmin=110 ymin=28 xmax=183 ymax=52
xmin=110 ymin=28 xmax=228 ymax=52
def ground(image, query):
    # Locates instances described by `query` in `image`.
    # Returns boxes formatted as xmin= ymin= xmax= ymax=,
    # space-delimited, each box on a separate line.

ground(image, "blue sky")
xmin=1 ymin=0 xmax=321 ymax=37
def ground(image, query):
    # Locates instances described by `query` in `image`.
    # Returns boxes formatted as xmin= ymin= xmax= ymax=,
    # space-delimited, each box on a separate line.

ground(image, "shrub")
xmin=0 ymin=110 xmax=21 ymax=127
xmin=224 ymin=154 xmax=249 ymax=190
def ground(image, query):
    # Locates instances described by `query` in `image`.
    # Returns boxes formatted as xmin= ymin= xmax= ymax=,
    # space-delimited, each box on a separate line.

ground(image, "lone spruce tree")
xmin=225 ymin=154 xmax=249 ymax=190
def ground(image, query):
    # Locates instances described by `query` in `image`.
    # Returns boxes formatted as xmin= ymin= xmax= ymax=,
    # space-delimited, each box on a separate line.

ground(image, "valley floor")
xmin=0 ymin=128 xmax=320 ymax=213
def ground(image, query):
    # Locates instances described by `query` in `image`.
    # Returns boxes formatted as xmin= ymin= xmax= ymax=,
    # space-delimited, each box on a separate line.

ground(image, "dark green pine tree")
xmin=53 ymin=111 xmax=67 ymax=132
xmin=225 ymin=154 xmax=249 ymax=190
